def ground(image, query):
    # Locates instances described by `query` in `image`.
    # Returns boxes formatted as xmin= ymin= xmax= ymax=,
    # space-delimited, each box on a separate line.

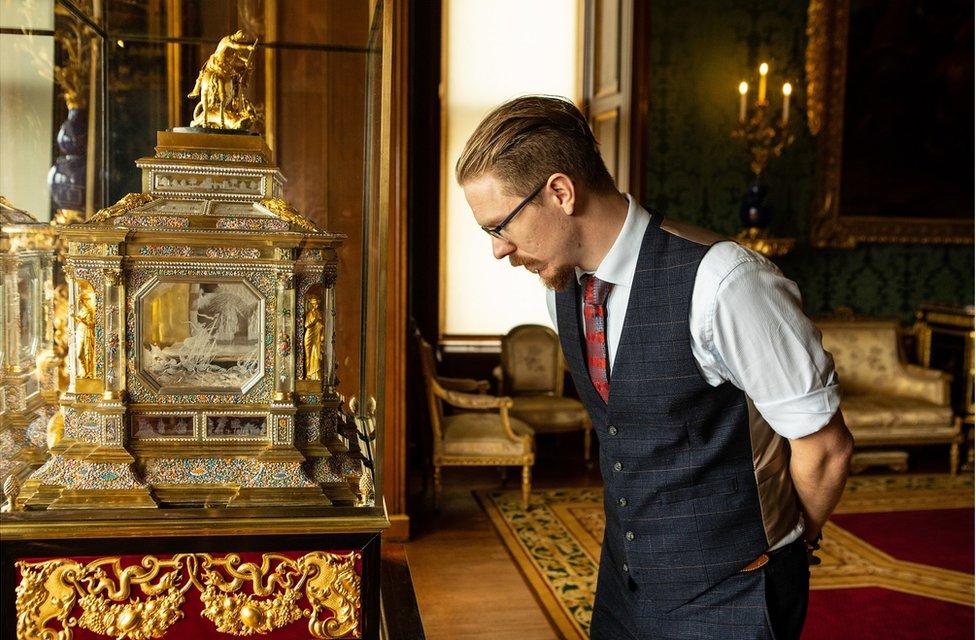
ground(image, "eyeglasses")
xmin=481 ymin=181 xmax=547 ymax=239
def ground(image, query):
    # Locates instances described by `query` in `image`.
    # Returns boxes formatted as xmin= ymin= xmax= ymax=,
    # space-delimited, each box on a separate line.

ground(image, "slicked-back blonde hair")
xmin=455 ymin=95 xmax=617 ymax=198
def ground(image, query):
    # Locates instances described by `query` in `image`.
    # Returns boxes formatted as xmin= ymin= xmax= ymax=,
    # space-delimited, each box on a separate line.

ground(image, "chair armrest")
xmin=432 ymin=384 xmax=527 ymax=444
xmin=894 ymin=363 xmax=951 ymax=405
xmin=439 ymin=376 xmax=490 ymax=394
xmin=904 ymin=364 xmax=946 ymax=380
xmin=434 ymin=384 xmax=513 ymax=410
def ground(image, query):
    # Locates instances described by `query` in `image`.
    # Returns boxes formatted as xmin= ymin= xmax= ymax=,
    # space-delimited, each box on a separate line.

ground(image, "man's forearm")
xmin=789 ymin=411 xmax=854 ymax=540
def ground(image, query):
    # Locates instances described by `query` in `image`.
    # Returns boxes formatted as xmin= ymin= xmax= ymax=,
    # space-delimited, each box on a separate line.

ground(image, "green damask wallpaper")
xmin=641 ymin=0 xmax=973 ymax=322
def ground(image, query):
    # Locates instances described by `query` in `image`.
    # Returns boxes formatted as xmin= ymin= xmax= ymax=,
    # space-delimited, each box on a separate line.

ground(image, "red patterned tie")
xmin=583 ymin=275 xmax=613 ymax=404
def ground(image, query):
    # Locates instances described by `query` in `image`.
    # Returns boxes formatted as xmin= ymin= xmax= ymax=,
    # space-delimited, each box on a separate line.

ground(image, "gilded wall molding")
xmin=16 ymin=551 xmax=361 ymax=639
xmin=807 ymin=0 xmax=974 ymax=247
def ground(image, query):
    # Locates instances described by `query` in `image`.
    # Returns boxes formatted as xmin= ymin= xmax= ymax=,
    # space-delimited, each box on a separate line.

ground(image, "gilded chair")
xmin=818 ymin=318 xmax=962 ymax=474
xmin=417 ymin=334 xmax=535 ymax=509
xmin=493 ymin=324 xmax=592 ymax=463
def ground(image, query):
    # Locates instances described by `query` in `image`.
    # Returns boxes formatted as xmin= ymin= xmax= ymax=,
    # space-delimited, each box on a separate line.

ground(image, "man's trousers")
xmin=590 ymin=538 xmax=811 ymax=640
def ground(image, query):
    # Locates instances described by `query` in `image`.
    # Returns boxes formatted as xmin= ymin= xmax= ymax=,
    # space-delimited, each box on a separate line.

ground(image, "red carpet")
xmin=805 ymin=588 xmax=974 ymax=640
xmin=804 ymin=508 xmax=973 ymax=640
xmin=830 ymin=509 xmax=973 ymax=573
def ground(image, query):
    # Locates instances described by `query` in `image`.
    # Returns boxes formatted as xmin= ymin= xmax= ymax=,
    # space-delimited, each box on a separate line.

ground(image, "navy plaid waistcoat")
xmin=555 ymin=213 xmax=776 ymax=613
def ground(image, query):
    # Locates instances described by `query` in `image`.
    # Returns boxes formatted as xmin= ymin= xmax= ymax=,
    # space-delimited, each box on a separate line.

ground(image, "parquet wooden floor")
xmin=404 ymin=443 xmax=602 ymax=640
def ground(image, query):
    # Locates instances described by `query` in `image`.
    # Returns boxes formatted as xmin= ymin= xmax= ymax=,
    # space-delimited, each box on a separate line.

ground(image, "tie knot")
xmin=584 ymin=275 xmax=613 ymax=305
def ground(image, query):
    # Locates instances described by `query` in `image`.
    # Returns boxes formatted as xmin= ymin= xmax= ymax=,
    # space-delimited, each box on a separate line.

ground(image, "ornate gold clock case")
xmin=16 ymin=130 xmax=370 ymax=511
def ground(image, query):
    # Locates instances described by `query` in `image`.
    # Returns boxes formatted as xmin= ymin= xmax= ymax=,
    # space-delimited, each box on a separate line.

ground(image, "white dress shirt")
xmin=546 ymin=195 xmax=840 ymax=549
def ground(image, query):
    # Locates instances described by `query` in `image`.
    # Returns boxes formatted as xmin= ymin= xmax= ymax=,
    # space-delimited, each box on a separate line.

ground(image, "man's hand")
xmin=789 ymin=409 xmax=854 ymax=556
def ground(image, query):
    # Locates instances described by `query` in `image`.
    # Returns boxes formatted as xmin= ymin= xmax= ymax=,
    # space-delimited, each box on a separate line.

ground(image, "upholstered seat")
xmin=416 ymin=331 xmax=535 ymax=508
xmin=495 ymin=324 xmax=592 ymax=462
xmin=442 ymin=413 xmax=534 ymax=456
xmin=510 ymin=396 xmax=589 ymax=432
xmin=818 ymin=318 xmax=961 ymax=473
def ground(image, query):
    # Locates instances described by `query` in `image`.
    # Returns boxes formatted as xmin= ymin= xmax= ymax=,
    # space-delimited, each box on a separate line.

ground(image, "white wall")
xmin=443 ymin=0 xmax=579 ymax=337
xmin=0 ymin=0 xmax=55 ymax=220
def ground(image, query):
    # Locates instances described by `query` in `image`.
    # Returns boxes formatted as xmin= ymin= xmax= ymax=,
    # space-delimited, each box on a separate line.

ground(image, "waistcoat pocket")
xmin=659 ymin=477 xmax=739 ymax=504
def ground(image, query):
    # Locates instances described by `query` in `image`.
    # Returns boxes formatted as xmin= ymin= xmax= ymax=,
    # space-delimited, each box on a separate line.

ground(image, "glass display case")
xmin=1 ymin=2 xmax=395 ymax=638
xmin=0 ymin=197 xmax=58 ymax=501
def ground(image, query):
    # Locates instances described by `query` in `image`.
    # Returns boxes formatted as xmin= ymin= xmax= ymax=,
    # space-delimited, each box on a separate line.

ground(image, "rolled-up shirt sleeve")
xmin=706 ymin=253 xmax=840 ymax=440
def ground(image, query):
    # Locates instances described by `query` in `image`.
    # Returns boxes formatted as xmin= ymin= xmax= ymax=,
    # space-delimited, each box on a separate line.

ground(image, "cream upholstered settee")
xmin=818 ymin=318 xmax=962 ymax=474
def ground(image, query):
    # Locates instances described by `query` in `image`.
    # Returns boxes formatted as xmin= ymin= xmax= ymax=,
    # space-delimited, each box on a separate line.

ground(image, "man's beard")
xmin=510 ymin=256 xmax=575 ymax=291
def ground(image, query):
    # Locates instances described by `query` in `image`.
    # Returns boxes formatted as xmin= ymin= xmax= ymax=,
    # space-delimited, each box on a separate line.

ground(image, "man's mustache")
xmin=509 ymin=255 xmax=536 ymax=269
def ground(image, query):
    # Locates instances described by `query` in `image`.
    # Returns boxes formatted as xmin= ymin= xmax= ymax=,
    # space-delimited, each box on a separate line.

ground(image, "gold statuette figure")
xmin=75 ymin=286 xmax=97 ymax=379
xmin=304 ymin=297 xmax=324 ymax=381
xmin=188 ymin=30 xmax=258 ymax=130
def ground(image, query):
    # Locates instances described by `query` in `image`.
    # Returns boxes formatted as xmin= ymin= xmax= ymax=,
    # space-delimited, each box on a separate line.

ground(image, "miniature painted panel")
xmin=136 ymin=278 xmax=265 ymax=394
xmin=205 ymin=414 xmax=267 ymax=438
xmin=152 ymin=171 xmax=263 ymax=196
xmin=17 ymin=259 xmax=39 ymax=361
xmin=130 ymin=415 xmax=195 ymax=439
xmin=141 ymin=199 xmax=209 ymax=216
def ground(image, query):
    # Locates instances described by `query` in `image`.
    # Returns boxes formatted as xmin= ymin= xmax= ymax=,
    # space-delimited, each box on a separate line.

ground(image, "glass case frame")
xmin=1 ymin=0 xmax=391 ymax=514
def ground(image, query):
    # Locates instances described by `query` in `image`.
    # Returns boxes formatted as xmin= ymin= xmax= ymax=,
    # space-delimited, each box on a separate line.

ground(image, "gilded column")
xmin=4 ymin=259 xmax=21 ymax=373
xmin=64 ymin=267 xmax=79 ymax=392
xmin=102 ymin=267 xmax=124 ymax=400
xmin=323 ymin=269 xmax=338 ymax=396
xmin=275 ymin=269 xmax=295 ymax=401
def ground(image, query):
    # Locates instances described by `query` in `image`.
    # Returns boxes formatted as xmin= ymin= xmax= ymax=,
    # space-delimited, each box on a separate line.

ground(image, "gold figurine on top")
xmin=187 ymin=29 xmax=258 ymax=130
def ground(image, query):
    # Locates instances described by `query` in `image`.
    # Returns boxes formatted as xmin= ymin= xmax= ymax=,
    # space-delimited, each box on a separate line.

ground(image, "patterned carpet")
xmin=476 ymin=474 xmax=974 ymax=640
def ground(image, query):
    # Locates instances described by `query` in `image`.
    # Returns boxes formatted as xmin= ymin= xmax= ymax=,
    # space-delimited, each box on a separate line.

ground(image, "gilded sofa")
xmin=818 ymin=319 xmax=962 ymax=473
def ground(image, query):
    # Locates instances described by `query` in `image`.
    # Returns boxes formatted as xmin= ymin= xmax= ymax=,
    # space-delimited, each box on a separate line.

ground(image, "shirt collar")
xmin=575 ymin=193 xmax=651 ymax=288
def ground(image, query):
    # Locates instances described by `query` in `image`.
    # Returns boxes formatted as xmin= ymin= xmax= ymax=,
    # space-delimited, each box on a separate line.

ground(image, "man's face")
xmin=463 ymin=174 xmax=576 ymax=291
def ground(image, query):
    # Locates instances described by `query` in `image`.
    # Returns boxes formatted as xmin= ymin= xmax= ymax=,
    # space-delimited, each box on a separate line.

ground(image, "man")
xmin=457 ymin=96 xmax=853 ymax=640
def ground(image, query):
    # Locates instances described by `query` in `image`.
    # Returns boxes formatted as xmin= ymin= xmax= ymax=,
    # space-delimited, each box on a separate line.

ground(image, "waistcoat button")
xmin=618 ymin=497 xmax=627 ymax=506
xmin=608 ymin=425 xmax=618 ymax=435
xmin=613 ymin=461 xmax=622 ymax=472
xmin=626 ymin=531 xmax=635 ymax=541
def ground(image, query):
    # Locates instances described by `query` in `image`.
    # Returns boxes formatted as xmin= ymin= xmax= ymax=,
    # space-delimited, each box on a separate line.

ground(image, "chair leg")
xmin=583 ymin=425 xmax=592 ymax=467
xmin=433 ymin=465 xmax=442 ymax=509
xmin=951 ymin=437 xmax=961 ymax=476
xmin=521 ymin=465 xmax=531 ymax=510
xmin=951 ymin=417 xmax=963 ymax=476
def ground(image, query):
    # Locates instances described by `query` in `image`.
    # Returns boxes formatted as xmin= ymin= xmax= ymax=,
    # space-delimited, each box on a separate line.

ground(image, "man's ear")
xmin=547 ymin=173 xmax=576 ymax=216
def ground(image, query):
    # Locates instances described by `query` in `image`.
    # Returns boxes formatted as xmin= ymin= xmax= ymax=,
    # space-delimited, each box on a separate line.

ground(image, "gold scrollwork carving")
xmin=258 ymin=197 xmax=319 ymax=232
xmin=16 ymin=551 xmax=362 ymax=639
xmin=87 ymin=193 xmax=155 ymax=224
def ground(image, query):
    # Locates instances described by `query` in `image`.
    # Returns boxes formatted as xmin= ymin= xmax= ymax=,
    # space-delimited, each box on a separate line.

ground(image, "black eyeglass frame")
xmin=481 ymin=180 xmax=547 ymax=239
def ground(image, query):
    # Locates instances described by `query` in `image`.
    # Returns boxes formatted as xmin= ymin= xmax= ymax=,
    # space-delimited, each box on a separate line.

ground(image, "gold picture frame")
xmin=806 ymin=0 xmax=974 ymax=247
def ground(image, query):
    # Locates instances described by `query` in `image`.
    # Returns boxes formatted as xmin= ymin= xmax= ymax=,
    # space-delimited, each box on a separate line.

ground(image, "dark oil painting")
xmin=839 ymin=0 xmax=973 ymax=220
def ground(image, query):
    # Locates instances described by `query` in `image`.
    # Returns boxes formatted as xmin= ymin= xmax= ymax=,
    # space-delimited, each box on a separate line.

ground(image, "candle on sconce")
xmin=758 ymin=62 xmax=769 ymax=103
xmin=782 ymin=82 xmax=792 ymax=124
xmin=738 ymin=81 xmax=748 ymax=122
